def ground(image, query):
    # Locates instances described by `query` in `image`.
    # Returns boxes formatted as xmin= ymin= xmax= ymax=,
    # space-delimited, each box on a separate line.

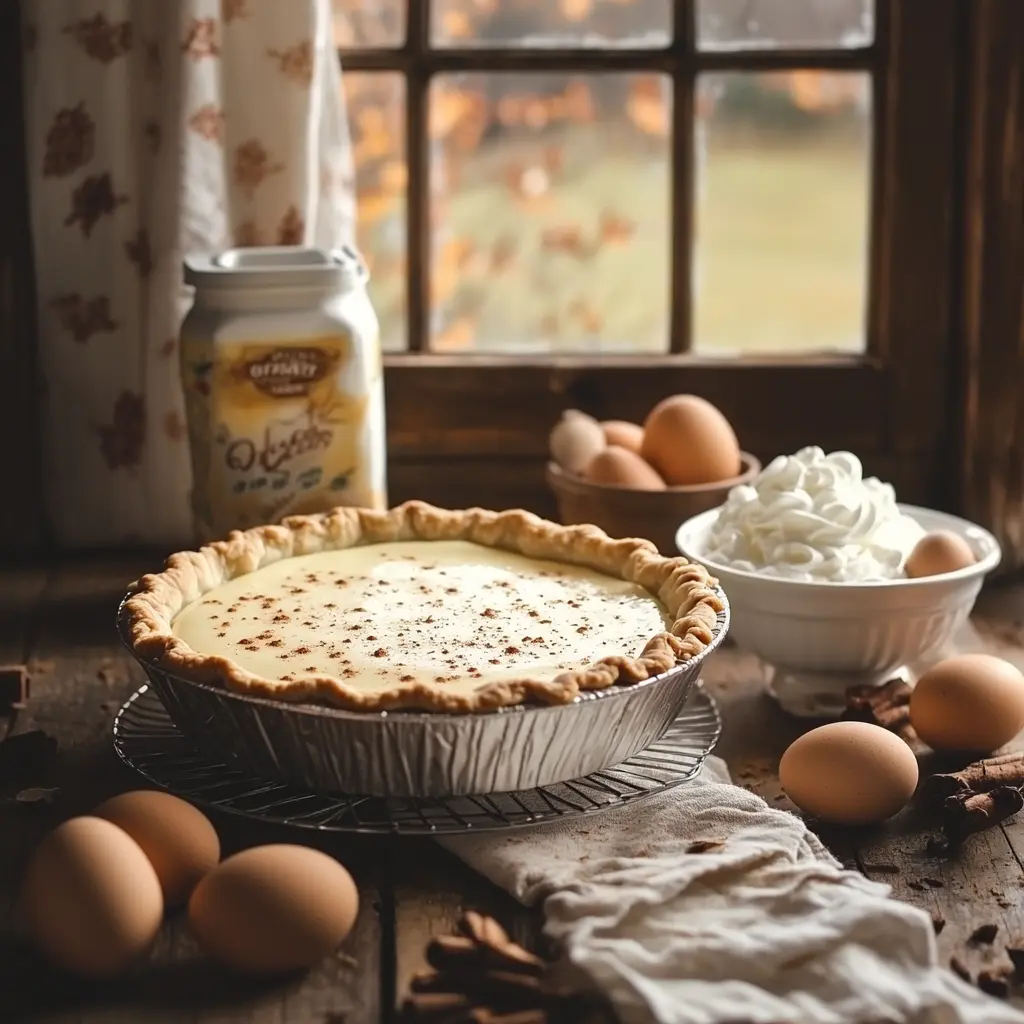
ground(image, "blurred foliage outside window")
xmin=334 ymin=0 xmax=873 ymax=356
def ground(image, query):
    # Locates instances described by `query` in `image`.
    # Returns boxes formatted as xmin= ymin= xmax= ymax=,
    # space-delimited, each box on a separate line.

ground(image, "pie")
xmin=123 ymin=502 xmax=724 ymax=713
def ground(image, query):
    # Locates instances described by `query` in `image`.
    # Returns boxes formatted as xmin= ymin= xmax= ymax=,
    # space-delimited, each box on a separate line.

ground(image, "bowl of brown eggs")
xmin=545 ymin=394 xmax=760 ymax=555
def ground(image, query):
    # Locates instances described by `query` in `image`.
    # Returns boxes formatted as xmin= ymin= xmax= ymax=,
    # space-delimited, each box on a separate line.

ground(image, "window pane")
xmin=698 ymin=0 xmax=873 ymax=50
xmin=345 ymin=72 xmax=407 ymax=351
xmin=692 ymin=72 xmax=871 ymax=354
xmin=432 ymin=0 xmax=672 ymax=49
xmin=333 ymin=0 xmax=406 ymax=48
xmin=429 ymin=73 xmax=671 ymax=354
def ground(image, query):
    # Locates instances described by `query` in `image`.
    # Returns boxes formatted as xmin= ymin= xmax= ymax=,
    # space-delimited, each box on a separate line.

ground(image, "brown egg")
xmin=779 ymin=722 xmax=918 ymax=826
xmin=188 ymin=844 xmax=359 ymax=974
xmin=21 ymin=816 xmax=164 ymax=977
xmin=910 ymin=654 xmax=1024 ymax=753
xmin=904 ymin=530 xmax=977 ymax=578
xmin=94 ymin=790 xmax=220 ymax=908
xmin=584 ymin=446 xmax=666 ymax=490
xmin=549 ymin=410 xmax=606 ymax=475
xmin=600 ymin=420 xmax=644 ymax=453
xmin=640 ymin=394 xmax=741 ymax=486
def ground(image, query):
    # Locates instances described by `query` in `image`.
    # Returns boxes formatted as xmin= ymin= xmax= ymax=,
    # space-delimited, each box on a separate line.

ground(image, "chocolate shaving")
xmin=969 ymin=923 xmax=998 ymax=944
xmin=841 ymin=677 xmax=919 ymax=746
xmin=932 ymin=914 xmax=946 ymax=935
xmin=908 ymin=877 xmax=945 ymax=891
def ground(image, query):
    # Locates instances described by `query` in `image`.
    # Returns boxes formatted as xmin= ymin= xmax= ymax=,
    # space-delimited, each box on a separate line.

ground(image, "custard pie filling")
xmin=126 ymin=502 xmax=723 ymax=712
xmin=172 ymin=541 xmax=669 ymax=696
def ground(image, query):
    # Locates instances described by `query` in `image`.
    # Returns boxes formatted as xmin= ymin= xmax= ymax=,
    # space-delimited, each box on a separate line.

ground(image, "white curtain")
xmin=22 ymin=0 xmax=354 ymax=548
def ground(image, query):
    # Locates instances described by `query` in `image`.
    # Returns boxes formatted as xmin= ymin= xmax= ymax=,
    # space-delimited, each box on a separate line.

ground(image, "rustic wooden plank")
xmin=958 ymin=0 xmax=1024 ymax=572
xmin=22 ymin=556 xmax=151 ymax=754
xmin=855 ymin=806 xmax=1024 ymax=1007
xmin=389 ymin=839 xmax=545 ymax=1006
xmin=972 ymin=581 xmax=1024 ymax=660
xmin=0 ymin=0 xmax=44 ymax=559
xmin=0 ymin=565 xmax=48 ymax=663
xmin=0 ymin=560 xmax=382 ymax=1024
xmin=340 ymin=44 xmax=879 ymax=74
xmin=388 ymin=451 xmax=940 ymax=531
xmin=875 ymin=0 xmax=962 ymax=496
xmin=384 ymin=357 xmax=885 ymax=462
xmin=0 ymin=565 xmax=48 ymax=747
xmin=702 ymin=648 xmax=863 ymax=869
xmin=389 ymin=456 xmax=558 ymax=521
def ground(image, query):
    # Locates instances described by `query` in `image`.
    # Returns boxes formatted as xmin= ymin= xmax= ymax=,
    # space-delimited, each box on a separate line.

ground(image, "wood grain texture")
xmin=959 ymin=0 xmax=1024 ymax=573
xmin=0 ymin=1 xmax=43 ymax=557
xmin=389 ymin=840 xmax=547 ymax=1005
xmin=873 ymin=0 xmax=961 ymax=495
xmin=386 ymin=447 xmax=943 ymax=532
xmin=339 ymin=46 xmax=879 ymax=74
xmin=384 ymin=357 xmax=887 ymax=460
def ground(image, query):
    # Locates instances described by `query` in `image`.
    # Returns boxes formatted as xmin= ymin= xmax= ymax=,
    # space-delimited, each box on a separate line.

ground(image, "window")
xmin=342 ymin=2 xmax=957 ymax=511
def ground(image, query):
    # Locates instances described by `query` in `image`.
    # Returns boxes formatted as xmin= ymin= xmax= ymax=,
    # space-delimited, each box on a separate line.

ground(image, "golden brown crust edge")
xmin=122 ymin=501 xmax=724 ymax=713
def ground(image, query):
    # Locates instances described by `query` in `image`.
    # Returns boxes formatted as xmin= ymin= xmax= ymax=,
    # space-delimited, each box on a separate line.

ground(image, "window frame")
xmin=340 ymin=0 xmax=964 ymax=514
xmin=0 ymin=0 xmax=972 ymax=557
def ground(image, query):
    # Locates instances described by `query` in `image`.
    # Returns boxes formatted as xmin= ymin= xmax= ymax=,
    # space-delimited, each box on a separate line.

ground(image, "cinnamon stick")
xmin=842 ymin=678 xmax=919 ymax=745
xmin=925 ymin=752 xmax=1024 ymax=803
xmin=941 ymin=786 xmax=1024 ymax=844
xmin=406 ymin=926 xmax=560 ymax=1022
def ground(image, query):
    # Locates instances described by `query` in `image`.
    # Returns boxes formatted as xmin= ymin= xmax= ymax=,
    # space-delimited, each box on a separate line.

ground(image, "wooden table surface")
xmin=2 ymin=557 xmax=1024 ymax=1022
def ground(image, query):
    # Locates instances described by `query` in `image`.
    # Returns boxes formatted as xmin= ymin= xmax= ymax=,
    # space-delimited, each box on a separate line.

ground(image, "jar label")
xmin=239 ymin=346 xmax=337 ymax=397
xmin=181 ymin=331 xmax=385 ymax=537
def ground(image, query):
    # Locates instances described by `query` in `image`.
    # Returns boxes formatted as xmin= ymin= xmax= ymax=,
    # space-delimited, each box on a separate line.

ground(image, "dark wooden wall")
xmin=960 ymin=0 xmax=1024 ymax=574
xmin=0 ymin=1 xmax=43 ymax=560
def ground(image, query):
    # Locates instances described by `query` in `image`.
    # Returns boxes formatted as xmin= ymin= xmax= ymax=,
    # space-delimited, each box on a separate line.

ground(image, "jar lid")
xmin=183 ymin=245 xmax=369 ymax=291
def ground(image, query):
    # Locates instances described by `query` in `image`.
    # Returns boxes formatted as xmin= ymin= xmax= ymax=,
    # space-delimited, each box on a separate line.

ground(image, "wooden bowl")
xmin=546 ymin=452 xmax=761 ymax=556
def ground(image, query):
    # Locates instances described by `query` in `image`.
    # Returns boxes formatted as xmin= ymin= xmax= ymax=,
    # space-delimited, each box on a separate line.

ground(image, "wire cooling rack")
xmin=112 ymin=683 xmax=721 ymax=835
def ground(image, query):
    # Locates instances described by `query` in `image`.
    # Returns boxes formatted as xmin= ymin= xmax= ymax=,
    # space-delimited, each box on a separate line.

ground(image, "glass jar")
xmin=180 ymin=245 xmax=386 ymax=541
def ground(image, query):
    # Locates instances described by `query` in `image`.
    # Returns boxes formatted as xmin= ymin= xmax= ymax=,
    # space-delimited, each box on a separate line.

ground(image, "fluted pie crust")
xmin=123 ymin=501 xmax=724 ymax=713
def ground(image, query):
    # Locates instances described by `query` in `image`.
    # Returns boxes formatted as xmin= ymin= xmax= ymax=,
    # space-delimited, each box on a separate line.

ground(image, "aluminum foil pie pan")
xmin=116 ymin=591 xmax=730 ymax=798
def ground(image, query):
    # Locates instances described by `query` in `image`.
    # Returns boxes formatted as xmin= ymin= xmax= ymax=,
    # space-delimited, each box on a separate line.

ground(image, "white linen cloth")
xmin=442 ymin=753 xmax=1024 ymax=1024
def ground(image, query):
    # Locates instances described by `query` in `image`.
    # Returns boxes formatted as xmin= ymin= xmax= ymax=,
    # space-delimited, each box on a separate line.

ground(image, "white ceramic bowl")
xmin=676 ymin=504 xmax=1001 ymax=717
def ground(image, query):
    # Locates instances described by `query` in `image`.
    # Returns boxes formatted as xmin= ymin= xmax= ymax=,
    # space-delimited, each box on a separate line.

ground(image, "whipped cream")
xmin=701 ymin=447 xmax=925 ymax=582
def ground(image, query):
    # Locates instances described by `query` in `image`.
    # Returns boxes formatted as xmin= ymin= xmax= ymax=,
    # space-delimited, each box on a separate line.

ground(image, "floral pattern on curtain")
xmin=22 ymin=0 xmax=354 ymax=548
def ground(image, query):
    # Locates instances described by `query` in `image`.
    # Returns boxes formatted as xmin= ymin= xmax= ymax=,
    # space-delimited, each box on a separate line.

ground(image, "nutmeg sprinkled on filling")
xmin=171 ymin=540 xmax=668 ymax=697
